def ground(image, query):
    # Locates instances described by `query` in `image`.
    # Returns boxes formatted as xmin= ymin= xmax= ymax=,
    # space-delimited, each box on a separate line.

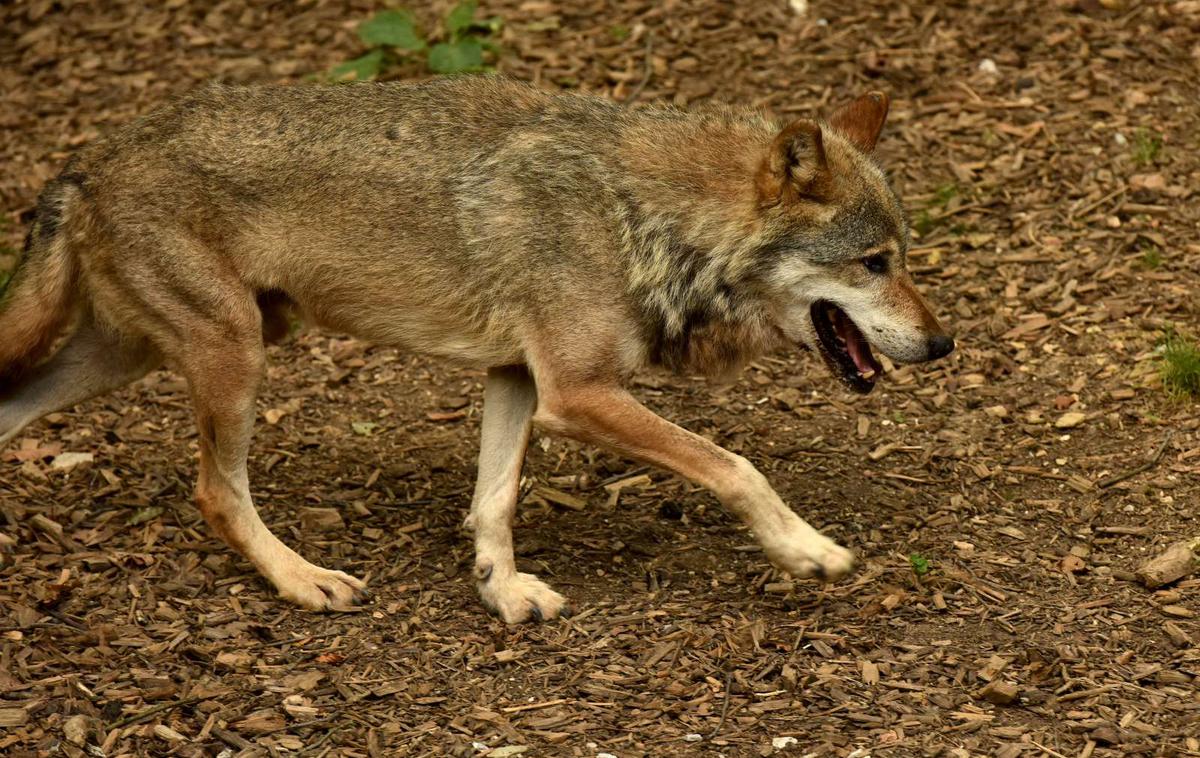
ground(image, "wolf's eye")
xmin=863 ymin=253 xmax=888 ymax=274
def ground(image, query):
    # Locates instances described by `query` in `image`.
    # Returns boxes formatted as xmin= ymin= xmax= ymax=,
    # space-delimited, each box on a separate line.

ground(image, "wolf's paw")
xmin=764 ymin=532 xmax=855 ymax=582
xmin=478 ymin=571 xmax=568 ymax=624
xmin=271 ymin=560 xmax=370 ymax=612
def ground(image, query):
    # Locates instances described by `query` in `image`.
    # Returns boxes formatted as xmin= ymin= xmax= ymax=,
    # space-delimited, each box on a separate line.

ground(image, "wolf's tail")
xmin=0 ymin=176 xmax=84 ymax=389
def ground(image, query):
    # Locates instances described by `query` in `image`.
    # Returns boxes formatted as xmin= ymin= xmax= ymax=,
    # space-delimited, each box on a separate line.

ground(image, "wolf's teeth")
xmin=861 ymin=369 xmax=876 ymax=380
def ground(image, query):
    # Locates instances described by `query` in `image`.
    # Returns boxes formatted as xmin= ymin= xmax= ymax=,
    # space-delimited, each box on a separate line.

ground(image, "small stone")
xmin=50 ymin=452 xmax=94 ymax=471
xmin=1136 ymin=538 xmax=1200 ymax=589
xmin=1054 ymin=411 xmax=1087 ymax=429
xmin=1061 ymin=554 xmax=1087 ymax=573
xmin=978 ymin=58 xmax=999 ymax=75
xmin=684 ymin=733 xmax=704 ymax=742
xmin=1130 ymin=173 xmax=1166 ymax=192
xmin=772 ymin=736 xmax=799 ymax=750
xmin=980 ymin=680 xmax=1020 ymax=705
xmin=63 ymin=714 xmax=90 ymax=746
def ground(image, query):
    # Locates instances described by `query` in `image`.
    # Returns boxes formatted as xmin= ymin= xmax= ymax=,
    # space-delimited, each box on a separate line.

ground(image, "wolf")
xmin=0 ymin=76 xmax=953 ymax=623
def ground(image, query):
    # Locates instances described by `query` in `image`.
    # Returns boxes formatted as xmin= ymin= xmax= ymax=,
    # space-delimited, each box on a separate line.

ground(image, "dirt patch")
xmin=2 ymin=1 xmax=1198 ymax=756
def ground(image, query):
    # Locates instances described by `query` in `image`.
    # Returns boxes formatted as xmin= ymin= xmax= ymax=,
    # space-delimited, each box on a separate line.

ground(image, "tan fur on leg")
xmin=185 ymin=336 xmax=368 ymax=611
xmin=467 ymin=365 xmax=566 ymax=623
xmin=534 ymin=381 xmax=854 ymax=582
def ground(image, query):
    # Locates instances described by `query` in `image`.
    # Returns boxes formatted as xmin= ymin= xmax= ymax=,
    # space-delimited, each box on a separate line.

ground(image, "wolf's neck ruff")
xmin=618 ymin=191 xmax=779 ymax=377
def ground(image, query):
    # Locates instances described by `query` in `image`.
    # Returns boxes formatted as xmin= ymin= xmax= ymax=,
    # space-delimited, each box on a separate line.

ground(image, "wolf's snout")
xmin=925 ymin=334 xmax=955 ymax=361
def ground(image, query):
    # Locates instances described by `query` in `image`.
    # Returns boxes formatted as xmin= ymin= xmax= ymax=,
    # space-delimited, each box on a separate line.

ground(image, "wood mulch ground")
xmin=1 ymin=1 xmax=1198 ymax=756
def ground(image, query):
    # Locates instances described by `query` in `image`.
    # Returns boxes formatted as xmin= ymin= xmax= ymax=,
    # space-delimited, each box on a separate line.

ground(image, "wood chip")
xmin=1135 ymin=538 xmax=1200 ymax=589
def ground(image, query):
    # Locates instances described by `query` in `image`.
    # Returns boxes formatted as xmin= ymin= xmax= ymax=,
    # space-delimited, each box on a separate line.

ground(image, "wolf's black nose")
xmin=927 ymin=334 xmax=955 ymax=360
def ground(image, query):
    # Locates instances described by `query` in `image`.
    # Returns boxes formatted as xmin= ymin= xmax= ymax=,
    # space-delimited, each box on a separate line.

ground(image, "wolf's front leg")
xmin=534 ymin=382 xmax=854 ymax=582
xmin=466 ymin=365 xmax=567 ymax=623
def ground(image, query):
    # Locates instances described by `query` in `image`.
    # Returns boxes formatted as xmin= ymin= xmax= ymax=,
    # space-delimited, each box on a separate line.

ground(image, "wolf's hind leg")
xmin=180 ymin=322 xmax=368 ymax=611
xmin=0 ymin=319 xmax=159 ymax=448
xmin=466 ymin=365 xmax=566 ymax=623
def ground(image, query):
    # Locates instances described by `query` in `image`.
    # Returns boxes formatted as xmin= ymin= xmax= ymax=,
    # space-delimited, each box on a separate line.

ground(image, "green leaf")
xmin=427 ymin=40 xmax=485 ymax=74
xmin=444 ymin=0 xmax=479 ymax=39
xmin=328 ymin=49 xmax=386 ymax=82
xmin=478 ymin=39 xmax=505 ymax=57
xmin=358 ymin=10 xmax=425 ymax=50
xmin=909 ymin=553 xmax=931 ymax=576
xmin=476 ymin=15 xmax=503 ymax=34
xmin=0 ymin=269 xmax=10 ymax=294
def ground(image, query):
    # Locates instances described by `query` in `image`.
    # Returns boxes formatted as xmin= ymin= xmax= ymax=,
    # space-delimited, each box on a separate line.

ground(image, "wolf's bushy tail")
xmin=0 ymin=179 xmax=82 ymax=389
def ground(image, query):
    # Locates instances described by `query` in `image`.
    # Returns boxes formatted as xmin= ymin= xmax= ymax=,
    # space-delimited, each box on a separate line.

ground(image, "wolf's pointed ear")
xmin=828 ymin=91 xmax=890 ymax=152
xmin=757 ymin=119 xmax=829 ymax=204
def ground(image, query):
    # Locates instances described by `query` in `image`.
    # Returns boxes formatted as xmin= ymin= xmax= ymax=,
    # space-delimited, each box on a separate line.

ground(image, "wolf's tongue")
xmin=847 ymin=334 xmax=877 ymax=374
xmin=832 ymin=310 xmax=879 ymax=375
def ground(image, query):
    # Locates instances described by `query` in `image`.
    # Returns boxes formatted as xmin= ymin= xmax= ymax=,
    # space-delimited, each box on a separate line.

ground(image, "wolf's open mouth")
xmin=810 ymin=300 xmax=883 ymax=394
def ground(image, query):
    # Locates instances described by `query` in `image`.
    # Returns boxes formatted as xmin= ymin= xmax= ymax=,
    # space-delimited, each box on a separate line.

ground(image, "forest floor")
xmin=1 ymin=1 xmax=1199 ymax=756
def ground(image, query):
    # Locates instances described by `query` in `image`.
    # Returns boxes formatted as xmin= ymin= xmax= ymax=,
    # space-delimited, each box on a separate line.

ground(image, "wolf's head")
xmin=755 ymin=93 xmax=953 ymax=394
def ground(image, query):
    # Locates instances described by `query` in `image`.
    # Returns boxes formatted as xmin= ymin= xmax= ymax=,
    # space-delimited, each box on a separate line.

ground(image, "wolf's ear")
xmin=758 ymin=119 xmax=829 ymax=204
xmin=828 ymin=91 xmax=890 ymax=152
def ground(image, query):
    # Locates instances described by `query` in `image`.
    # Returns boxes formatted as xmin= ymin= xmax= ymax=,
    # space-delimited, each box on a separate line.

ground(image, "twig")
xmin=1097 ymin=432 xmax=1173 ymax=489
xmin=44 ymin=609 xmax=88 ymax=631
xmin=1028 ymin=739 xmax=1071 ymax=758
xmin=622 ymin=33 xmax=654 ymax=107
xmin=211 ymin=726 xmax=255 ymax=751
xmin=707 ymin=667 xmax=734 ymax=740
xmin=1068 ymin=187 xmax=1126 ymax=222
xmin=107 ymin=696 xmax=203 ymax=730
xmin=300 ymin=727 xmax=340 ymax=756
xmin=594 ymin=466 xmax=652 ymax=488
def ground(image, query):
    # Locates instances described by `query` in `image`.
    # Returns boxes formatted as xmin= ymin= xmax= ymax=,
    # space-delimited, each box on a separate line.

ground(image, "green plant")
xmin=909 ymin=553 xmax=931 ymax=576
xmin=932 ymin=183 xmax=959 ymax=207
xmin=1159 ymin=329 xmax=1200 ymax=399
xmin=329 ymin=1 xmax=502 ymax=81
xmin=910 ymin=182 xmax=959 ymax=237
xmin=608 ymin=24 xmax=631 ymax=41
xmin=1131 ymin=128 xmax=1162 ymax=165
xmin=1138 ymin=244 xmax=1163 ymax=270
xmin=912 ymin=209 xmax=935 ymax=237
